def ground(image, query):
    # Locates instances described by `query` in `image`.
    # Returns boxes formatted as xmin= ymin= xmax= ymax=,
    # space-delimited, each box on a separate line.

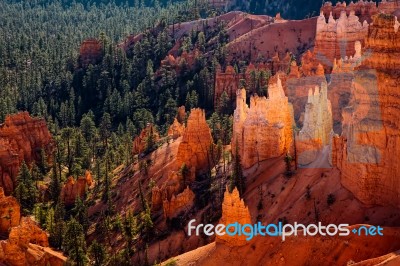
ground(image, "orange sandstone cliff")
xmin=297 ymin=81 xmax=333 ymax=166
xmin=60 ymin=171 xmax=93 ymax=207
xmin=215 ymin=187 xmax=251 ymax=247
xmin=174 ymin=108 xmax=214 ymax=175
xmin=0 ymin=191 xmax=66 ymax=265
xmin=0 ymin=112 xmax=53 ymax=195
xmin=232 ymin=77 xmax=293 ymax=169
xmin=333 ymin=13 xmax=400 ymax=207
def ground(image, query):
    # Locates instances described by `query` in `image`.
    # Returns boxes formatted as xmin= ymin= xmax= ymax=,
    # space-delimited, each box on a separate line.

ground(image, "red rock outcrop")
xmin=333 ymin=13 xmax=400 ymax=206
xmin=176 ymin=106 xmax=186 ymax=124
xmin=175 ymin=109 xmax=213 ymax=175
xmin=0 ymin=112 xmax=53 ymax=195
xmin=168 ymin=119 xmax=185 ymax=139
xmin=216 ymin=187 xmax=251 ymax=247
xmin=132 ymin=124 xmax=160 ymax=155
xmin=0 ymin=217 xmax=66 ymax=266
xmin=79 ymin=38 xmax=103 ymax=67
xmin=297 ymin=82 xmax=333 ymax=165
xmin=315 ymin=10 xmax=369 ymax=70
xmin=162 ymin=186 xmax=195 ymax=219
xmin=60 ymin=170 xmax=93 ymax=207
xmin=232 ymin=77 xmax=293 ymax=169
xmin=0 ymin=187 xmax=20 ymax=236
xmin=214 ymin=65 xmax=240 ymax=106
xmin=285 ymin=54 xmax=327 ymax=124
xmin=321 ymin=1 xmax=379 ymax=23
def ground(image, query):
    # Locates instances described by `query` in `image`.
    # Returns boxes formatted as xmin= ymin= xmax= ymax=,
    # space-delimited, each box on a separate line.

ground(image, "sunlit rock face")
xmin=0 ymin=112 xmax=53 ymax=195
xmin=333 ymin=14 xmax=400 ymax=207
xmin=232 ymin=77 xmax=293 ymax=169
xmin=132 ymin=124 xmax=160 ymax=155
xmin=175 ymin=108 xmax=213 ymax=175
xmin=60 ymin=171 xmax=93 ymax=207
xmin=297 ymin=81 xmax=333 ymax=165
xmin=162 ymin=186 xmax=195 ymax=219
xmin=216 ymin=187 xmax=251 ymax=247
xmin=0 ymin=187 xmax=20 ymax=235
xmin=314 ymin=10 xmax=369 ymax=71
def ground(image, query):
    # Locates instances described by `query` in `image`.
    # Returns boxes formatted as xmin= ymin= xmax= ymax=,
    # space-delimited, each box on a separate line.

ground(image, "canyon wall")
xmin=232 ymin=77 xmax=293 ymax=169
xmin=0 ymin=112 xmax=53 ymax=195
xmin=333 ymin=13 xmax=400 ymax=206
xmin=321 ymin=1 xmax=378 ymax=23
xmin=315 ymin=10 xmax=368 ymax=70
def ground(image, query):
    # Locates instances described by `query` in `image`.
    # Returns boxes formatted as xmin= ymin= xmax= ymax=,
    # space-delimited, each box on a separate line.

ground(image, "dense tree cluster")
xmin=0 ymin=0 xmax=243 ymax=264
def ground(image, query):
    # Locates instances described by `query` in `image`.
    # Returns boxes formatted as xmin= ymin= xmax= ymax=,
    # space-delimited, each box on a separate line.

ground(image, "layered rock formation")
xmin=321 ymin=1 xmax=379 ymax=23
xmin=60 ymin=171 xmax=93 ymax=207
xmin=333 ymin=13 xmax=400 ymax=206
xmin=297 ymin=82 xmax=333 ymax=165
xmin=162 ymin=186 xmax=195 ymax=219
xmin=167 ymin=119 xmax=185 ymax=139
xmin=315 ymin=10 xmax=369 ymax=70
xmin=216 ymin=187 xmax=251 ymax=247
xmin=0 ymin=217 xmax=66 ymax=266
xmin=214 ymin=54 xmax=291 ymax=106
xmin=0 ymin=112 xmax=53 ymax=195
xmin=79 ymin=38 xmax=103 ymax=68
xmin=152 ymin=108 xmax=211 ymax=218
xmin=0 ymin=188 xmax=20 ymax=236
xmin=214 ymin=65 xmax=240 ymax=106
xmin=232 ymin=77 xmax=293 ymax=169
xmin=175 ymin=109 xmax=213 ymax=175
xmin=285 ymin=53 xmax=327 ymax=125
xmin=132 ymin=124 xmax=160 ymax=155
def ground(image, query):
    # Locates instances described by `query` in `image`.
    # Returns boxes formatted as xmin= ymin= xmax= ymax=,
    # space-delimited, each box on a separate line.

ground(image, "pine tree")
xmin=100 ymin=112 xmax=112 ymax=147
xmin=63 ymin=218 xmax=88 ymax=266
xmin=49 ymin=159 xmax=61 ymax=202
xmin=72 ymin=198 xmax=89 ymax=233
xmin=88 ymin=240 xmax=107 ymax=266
xmin=14 ymin=161 xmax=38 ymax=214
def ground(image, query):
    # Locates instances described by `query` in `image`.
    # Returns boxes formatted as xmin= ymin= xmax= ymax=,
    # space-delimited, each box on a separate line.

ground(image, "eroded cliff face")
xmin=333 ymin=13 xmax=400 ymax=207
xmin=175 ymin=109 xmax=213 ymax=175
xmin=60 ymin=171 xmax=93 ymax=207
xmin=79 ymin=38 xmax=103 ymax=68
xmin=315 ymin=10 xmax=368 ymax=70
xmin=0 ymin=191 xmax=65 ymax=265
xmin=151 ymin=108 xmax=211 ymax=218
xmin=162 ymin=186 xmax=195 ymax=219
xmin=297 ymin=82 xmax=333 ymax=165
xmin=216 ymin=187 xmax=251 ymax=247
xmin=132 ymin=124 xmax=160 ymax=155
xmin=232 ymin=77 xmax=293 ymax=169
xmin=0 ymin=187 xmax=20 ymax=236
xmin=0 ymin=217 xmax=66 ymax=266
xmin=0 ymin=112 xmax=53 ymax=195
xmin=167 ymin=118 xmax=185 ymax=139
